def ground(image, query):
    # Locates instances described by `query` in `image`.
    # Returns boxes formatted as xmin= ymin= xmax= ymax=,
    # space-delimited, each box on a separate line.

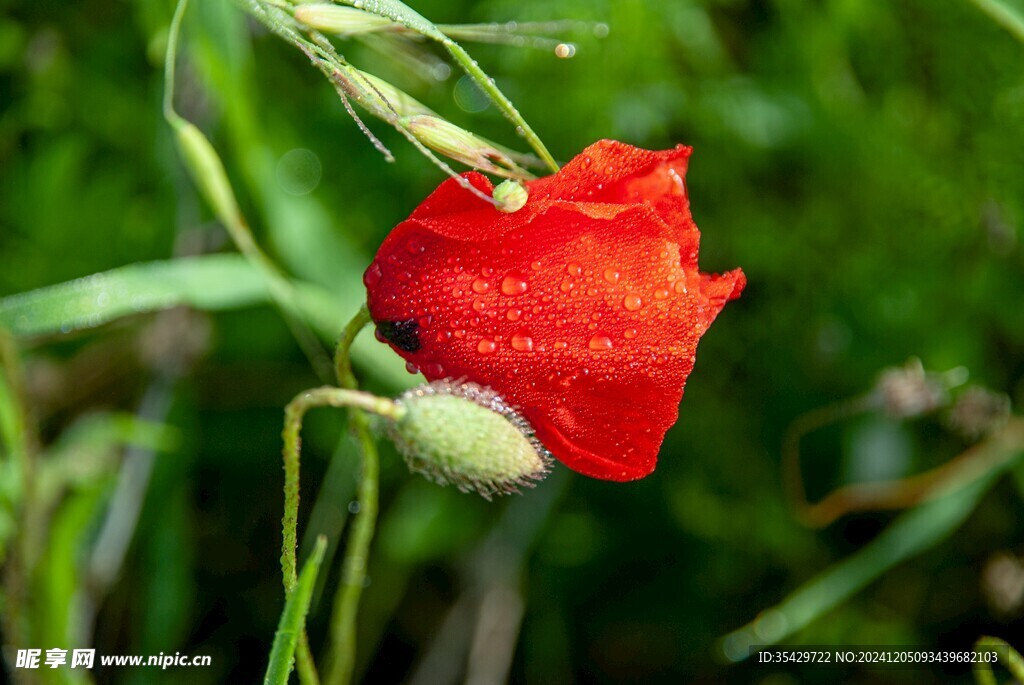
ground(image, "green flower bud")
xmin=400 ymin=115 xmax=528 ymax=179
xmin=388 ymin=380 xmax=551 ymax=499
xmin=294 ymin=5 xmax=394 ymax=35
xmin=493 ymin=180 xmax=528 ymax=213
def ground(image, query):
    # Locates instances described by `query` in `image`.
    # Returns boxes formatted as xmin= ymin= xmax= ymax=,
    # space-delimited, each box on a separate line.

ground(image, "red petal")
xmin=408 ymin=141 xmax=698 ymax=254
xmin=367 ymin=195 xmax=743 ymax=481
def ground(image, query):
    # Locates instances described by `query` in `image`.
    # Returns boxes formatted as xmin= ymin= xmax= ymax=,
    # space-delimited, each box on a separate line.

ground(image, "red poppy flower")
xmin=364 ymin=140 xmax=745 ymax=481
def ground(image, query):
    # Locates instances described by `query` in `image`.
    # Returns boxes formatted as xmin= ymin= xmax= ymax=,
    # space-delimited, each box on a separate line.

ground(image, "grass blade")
xmin=968 ymin=0 xmax=1024 ymax=42
xmin=0 ymin=255 xmax=266 ymax=338
xmin=265 ymin=536 xmax=328 ymax=685
xmin=720 ymin=450 xmax=1022 ymax=662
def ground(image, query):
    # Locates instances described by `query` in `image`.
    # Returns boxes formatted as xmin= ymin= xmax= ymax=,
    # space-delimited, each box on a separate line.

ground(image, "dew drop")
xmin=674 ymin=280 xmax=688 ymax=294
xmin=511 ymin=330 xmax=534 ymax=352
xmin=531 ymin=260 xmax=543 ymax=271
xmin=603 ymin=268 xmax=620 ymax=285
xmin=435 ymin=331 xmax=452 ymax=342
xmin=623 ymin=294 xmax=643 ymax=311
xmin=654 ymin=288 xmax=670 ymax=300
xmin=566 ymin=262 xmax=582 ymax=277
xmin=472 ymin=278 xmax=490 ymax=294
xmin=501 ymin=275 xmax=529 ymax=295
xmin=507 ymin=308 xmax=522 ymax=322
xmin=481 ymin=267 xmax=494 ymax=277
xmin=472 ymin=298 xmax=487 ymax=312
xmin=425 ymin=362 xmax=444 ymax=376
xmin=405 ymin=238 xmax=425 ymax=255
xmin=624 ymin=328 xmax=637 ymax=339
xmin=559 ymin=281 xmax=574 ymax=293
xmin=477 ymin=339 xmax=497 ymax=355
xmin=405 ymin=361 xmax=420 ymax=374
xmin=553 ymin=341 xmax=568 ymax=350
xmin=589 ymin=334 xmax=614 ymax=351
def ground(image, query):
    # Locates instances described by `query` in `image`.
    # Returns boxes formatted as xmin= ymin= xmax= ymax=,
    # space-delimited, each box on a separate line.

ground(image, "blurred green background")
xmin=1 ymin=0 xmax=1024 ymax=683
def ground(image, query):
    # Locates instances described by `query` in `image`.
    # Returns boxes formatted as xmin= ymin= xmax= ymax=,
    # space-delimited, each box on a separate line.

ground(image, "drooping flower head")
xmin=364 ymin=140 xmax=745 ymax=481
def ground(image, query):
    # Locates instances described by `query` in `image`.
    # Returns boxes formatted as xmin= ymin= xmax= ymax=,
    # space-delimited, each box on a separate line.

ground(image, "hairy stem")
xmin=325 ymin=308 xmax=379 ymax=685
xmin=281 ymin=387 xmax=399 ymax=589
xmin=281 ymin=384 xmax=399 ymax=685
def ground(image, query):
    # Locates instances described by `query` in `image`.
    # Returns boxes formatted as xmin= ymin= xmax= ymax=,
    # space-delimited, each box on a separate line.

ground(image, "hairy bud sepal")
xmin=388 ymin=380 xmax=551 ymax=499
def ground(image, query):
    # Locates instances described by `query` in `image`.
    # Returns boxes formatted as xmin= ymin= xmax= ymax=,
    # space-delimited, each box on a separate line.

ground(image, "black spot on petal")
xmin=376 ymin=319 xmax=421 ymax=352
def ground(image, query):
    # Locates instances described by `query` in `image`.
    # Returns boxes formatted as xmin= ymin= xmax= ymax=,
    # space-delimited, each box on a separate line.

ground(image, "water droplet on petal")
xmin=477 ymin=339 xmax=497 ymax=355
xmin=624 ymin=328 xmax=637 ymax=339
xmin=603 ymin=268 xmax=620 ymax=285
xmin=507 ymin=308 xmax=522 ymax=322
xmin=405 ymin=361 xmax=420 ymax=374
xmin=472 ymin=298 xmax=487 ymax=312
xmin=472 ymin=278 xmax=490 ymax=294
xmin=674 ymin=280 xmax=687 ymax=294
xmin=511 ymin=330 xmax=534 ymax=352
xmin=654 ymin=288 xmax=670 ymax=300
xmin=501 ymin=275 xmax=529 ymax=295
xmin=623 ymin=294 xmax=643 ymax=311
xmin=566 ymin=262 xmax=582 ymax=277
xmin=531 ymin=260 xmax=543 ymax=271
xmin=589 ymin=334 xmax=613 ymax=351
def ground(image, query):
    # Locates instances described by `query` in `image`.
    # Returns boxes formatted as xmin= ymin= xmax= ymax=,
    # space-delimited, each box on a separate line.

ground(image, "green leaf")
xmin=719 ymin=454 xmax=1022 ymax=662
xmin=0 ymin=255 xmax=267 ymax=338
xmin=264 ymin=536 xmax=327 ymax=685
xmin=969 ymin=0 xmax=1024 ymax=42
xmin=0 ymin=255 xmax=413 ymax=389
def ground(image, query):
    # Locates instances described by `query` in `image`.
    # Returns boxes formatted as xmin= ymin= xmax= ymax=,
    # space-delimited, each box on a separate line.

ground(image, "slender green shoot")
xmin=264 ymin=536 xmax=328 ymax=685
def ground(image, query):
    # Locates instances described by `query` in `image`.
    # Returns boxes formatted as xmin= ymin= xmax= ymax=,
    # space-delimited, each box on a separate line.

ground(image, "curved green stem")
xmin=324 ymin=308 xmax=378 ymax=685
xmin=334 ymin=305 xmax=371 ymax=391
xmin=281 ymin=386 xmax=399 ymax=589
xmin=281 ymin=383 xmax=398 ymax=685
xmin=324 ymin=409 xmax=379 ymax=685
xmin=164 ymin=0 xmax=334 ymax=382
xmin=974 ymin=636 xmax=1024 ymax=685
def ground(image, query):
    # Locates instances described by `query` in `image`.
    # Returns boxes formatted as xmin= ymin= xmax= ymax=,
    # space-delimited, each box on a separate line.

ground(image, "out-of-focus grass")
xmin=0 ymin=0 xmax=1022 ymax=683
